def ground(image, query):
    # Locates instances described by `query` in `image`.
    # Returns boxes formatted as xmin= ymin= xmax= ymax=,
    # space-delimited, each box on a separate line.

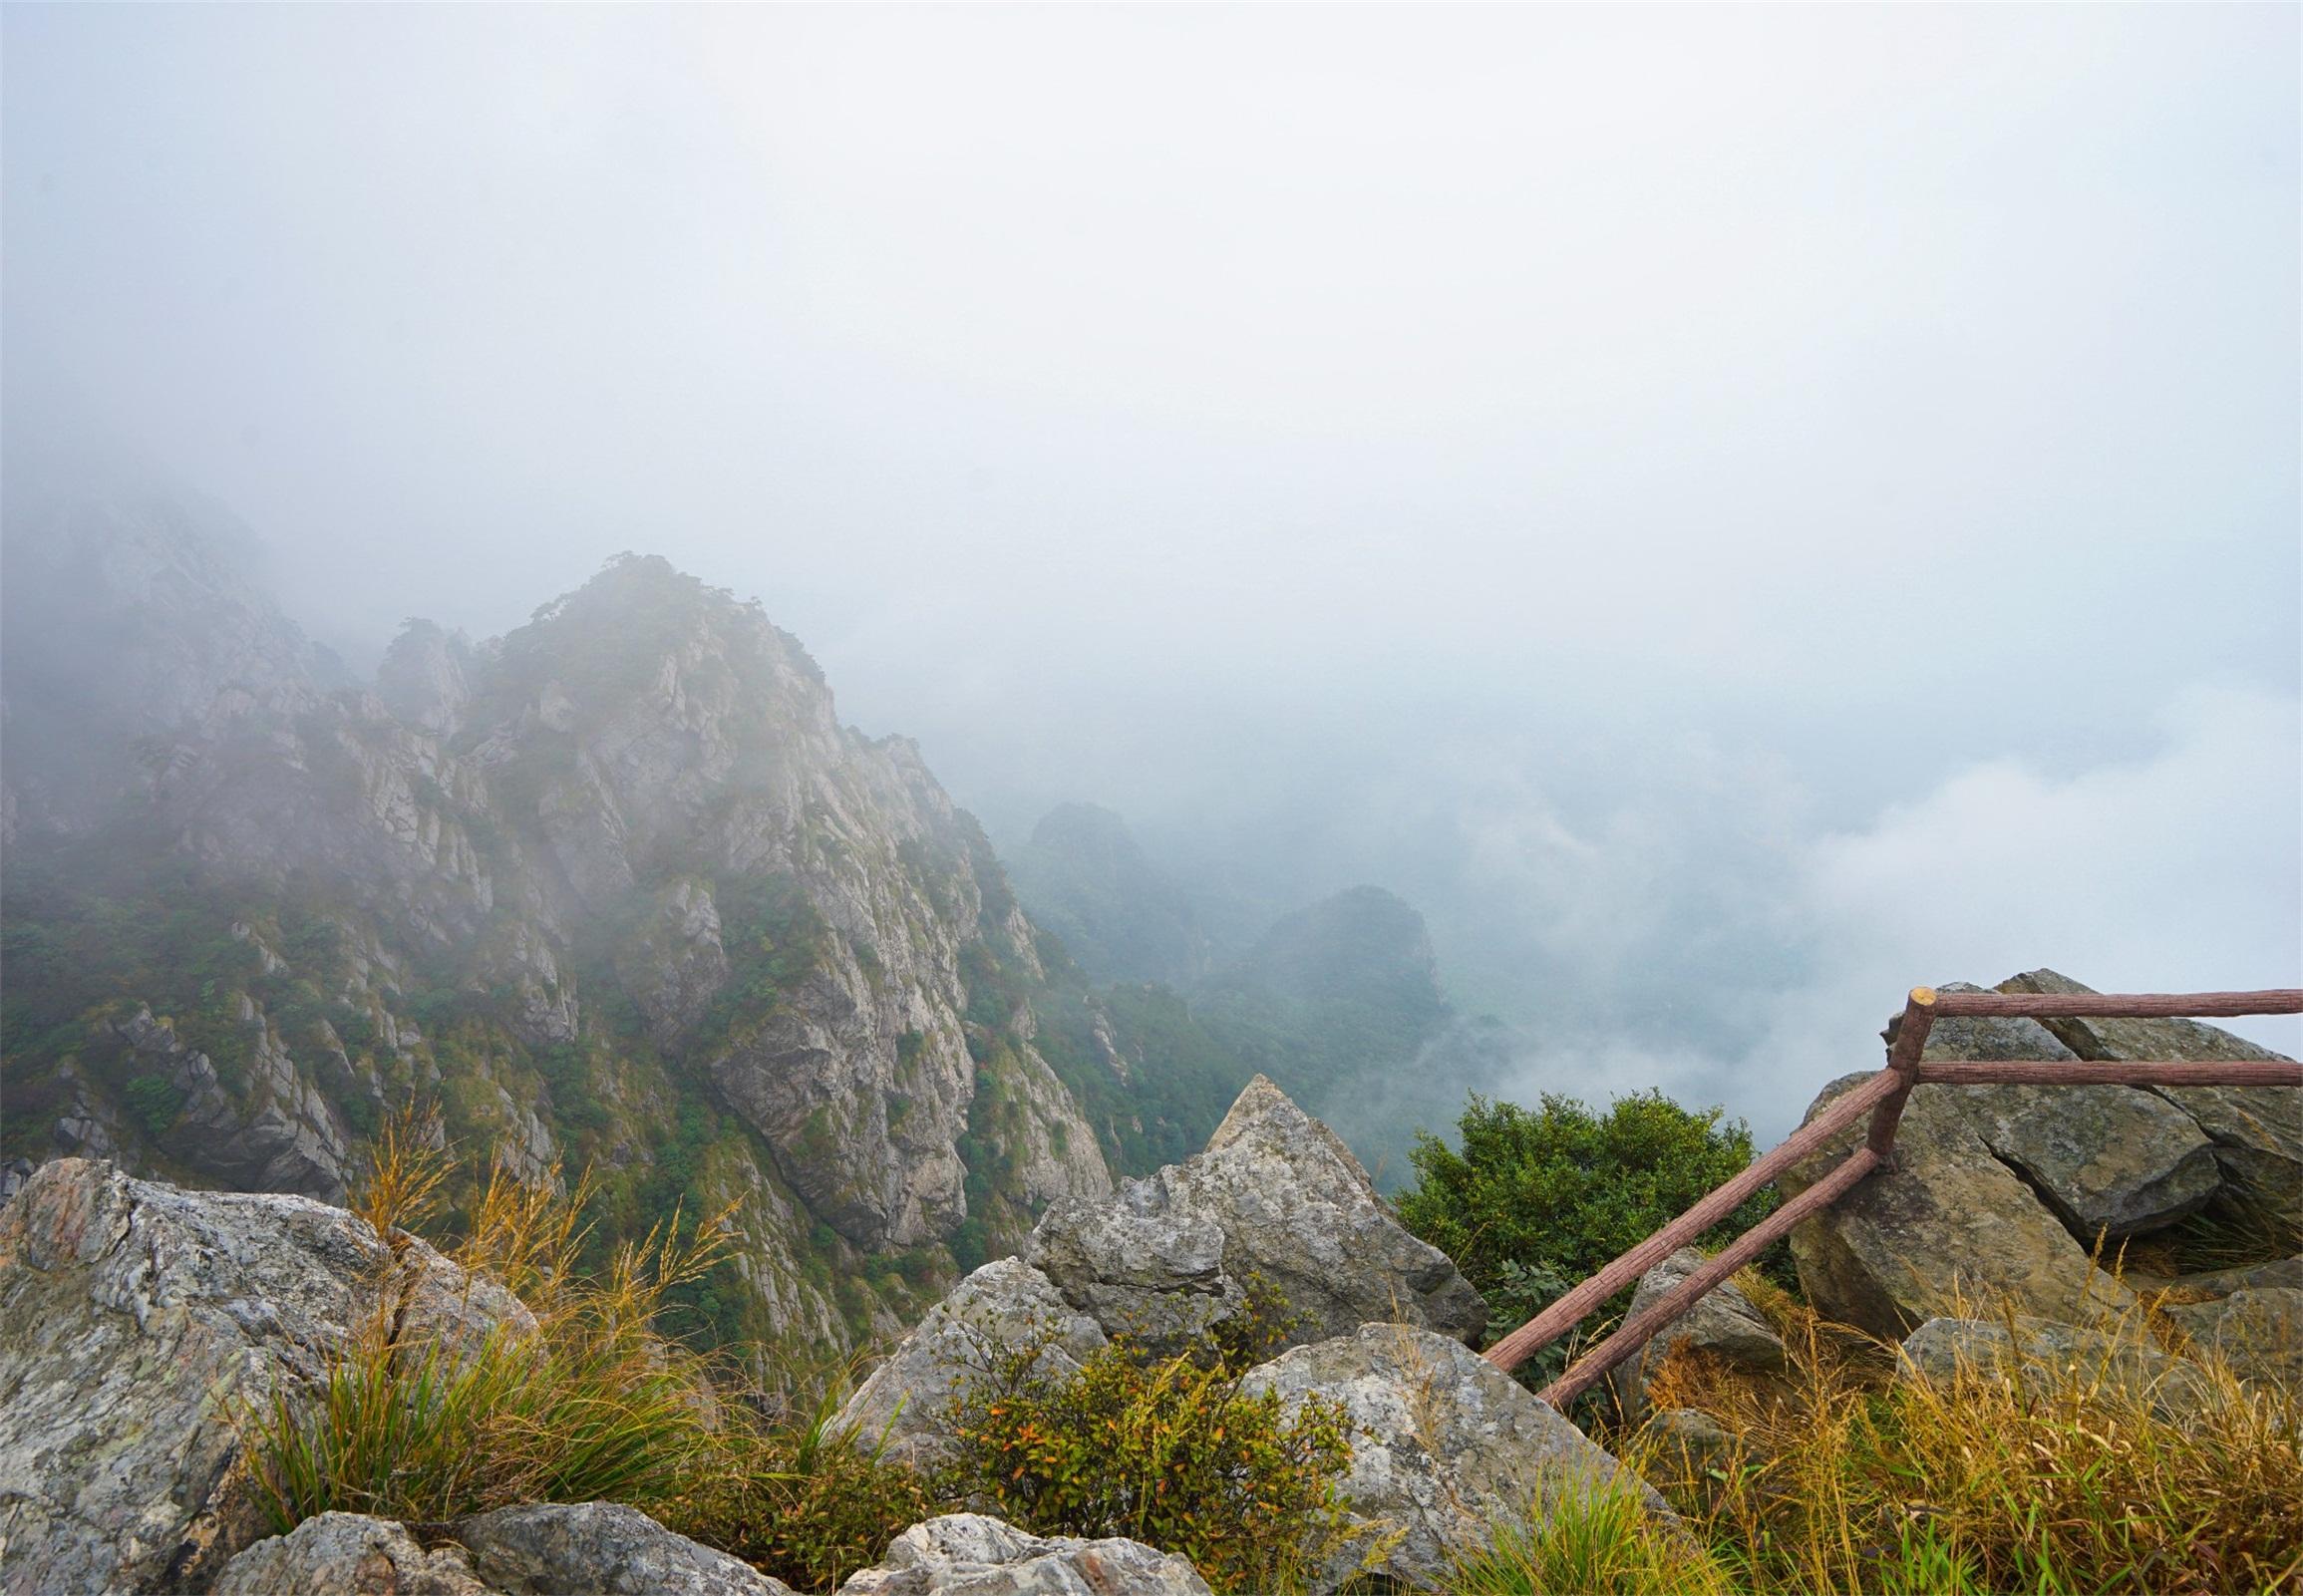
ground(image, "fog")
xmin=6 ymin=4 xmax=2297 ymax=1139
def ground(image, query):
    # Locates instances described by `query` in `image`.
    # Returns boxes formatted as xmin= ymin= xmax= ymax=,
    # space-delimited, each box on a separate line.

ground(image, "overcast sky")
xmin=6 ymin=4 xmax=2297 ymax=1138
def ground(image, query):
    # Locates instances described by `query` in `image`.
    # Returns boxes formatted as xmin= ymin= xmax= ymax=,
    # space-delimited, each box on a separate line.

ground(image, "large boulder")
xmin=833 ymin=1513 xmax=1211 ymax=1595
xmin=212 ymin=1513 xmax=493 ymax=1596
xmin=1786 ymin=973 xmax=2299 ymax=1341
xmin=1607 ymin=1248 xmax=1786 ymax=1426
xmin=1239 ymin=1324 xmax=1663 ymax=1593
xmin=1895 ymin=1316 xmax=2212 ymax=1418
xmin=1998 ymin=969 xmax=2301 ymax=1232
xmin=450 ymin=1501 xmax=797 ymax=1596
xmin=831 ymin=1258 xmax=1107 ymax=1470
xmin=0 ymin=1158 xmax=529 ymax=1595
xmin=1026 ymin=1077 xmax=1484 ymax=1354
xmin=1783 ymin=1064 xmax=2134 ymax=1341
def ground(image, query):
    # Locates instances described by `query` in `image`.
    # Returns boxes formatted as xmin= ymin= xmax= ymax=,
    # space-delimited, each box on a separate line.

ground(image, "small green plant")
xmin=122 ymin=1073 xmax=183 ymax=1136
xmin=939 ymin=1328 xmax=1358 ymax=1594
xmin=1447 ymin=1478 xmax=1734 ymax=1596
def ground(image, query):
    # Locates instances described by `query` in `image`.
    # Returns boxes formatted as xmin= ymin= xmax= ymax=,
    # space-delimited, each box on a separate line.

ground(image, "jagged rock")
xmin=1998 ymin=969 xmax=2301 ymax=1231
xmin=2162 ymin=1288 xmax=2303 ymax=1389
xmin=1239 ymin=1324 xmax=1664 ymax=1593
xmin=377 ymin=620 xmax=473 ymax=739
xmin=213 ymin=1512 xmax=493 ymax=1596
xmin=832 ymin=1258 xmax=1108 ymax=1470
xmin=1026 ymin=1077 xmax=1483 ymax=1354
xmin=834 ymin=1513 xmax=1212 ymax=1596
xmin=1783 ymin=983 xmax=2174 ymax=1340
xmin=451 ymin=1501 xmax=797 ymax=1596
xmin=1608 ymin=1248 xmax=1785 ymax=1425
xmin=1896 ymin=1315 xmax=2212 ymax=1416
xmin=0 ymin=1158 xmax=529 ymax=1595
xmin=113 ymin=1002 xmax=351 ymax=1203
xmin=620 ymin=877 xmax=732 ymax=1047
xmin=1913 ymin=986 xmax=2220 ymax=1239
xmin=1786 ymin=1067 xmax=2133 ymax=1339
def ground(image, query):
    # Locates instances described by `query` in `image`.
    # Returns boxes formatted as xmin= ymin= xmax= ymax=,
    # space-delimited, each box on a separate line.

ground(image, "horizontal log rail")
xmin=1914 ymin=1060 xmax=2300 ymax=1089
xmin=1927 ymin=989 xmax=2301 ymax=1020
xmin=1486 ymin=985 xmax=2303 ymax=1408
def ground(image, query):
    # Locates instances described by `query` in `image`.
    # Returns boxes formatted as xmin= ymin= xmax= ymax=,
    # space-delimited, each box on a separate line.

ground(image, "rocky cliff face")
xmin=2 ymin=452 xmax=1116 ymax=1356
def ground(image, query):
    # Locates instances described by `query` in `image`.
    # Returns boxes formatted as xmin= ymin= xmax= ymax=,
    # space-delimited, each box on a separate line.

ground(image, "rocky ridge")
xmin=3 ymin=479 xmax=1134 ymax=1356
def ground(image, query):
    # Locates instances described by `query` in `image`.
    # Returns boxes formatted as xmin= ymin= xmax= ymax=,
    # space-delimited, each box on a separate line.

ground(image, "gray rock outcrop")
xmin=2161 ymin=1287 xmax=2303 ymax=1389
xmin=1999 ymin=968 xmax=2302 ymax=1232
xmin=1026 ymin=1076 xmax=1484 ymax=1354
xmin=1608 ymin=1247 xmax=1786 ymax=1425
xmin=212 ymin=1513 xmax=494 ymax=1596
xmin=832 ymin=1258 xmax=1108 ymax=1470
xmin=450 ymin=1501 xmax=798 ymax=1596
xmin=0 ymin=1157 xmax=527 ymax=1595
xmin=833 ymin=1513 xmax=1212 ymax=1596
xmin=1895 ymin=1316 xmax=2212 ymax=1417
xmin=1238 ymin=1324 xmax=1664 ymax=1593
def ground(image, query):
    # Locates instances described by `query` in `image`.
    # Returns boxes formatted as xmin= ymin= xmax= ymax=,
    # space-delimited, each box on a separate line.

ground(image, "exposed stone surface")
xmin=834 ymin=1513 xmax=1212 ymax=1596
xmin=1998 ymin=969 xmax=2301 ymax=1231
xmin=1896 ymin=1315 xmax=2211 ymax=1416
xmin=1608 ymin=1248 xmax=1785 ymax=1425
xmin=111 ymin=1003 xmax=352 ymax=1204
xmin=1789 ymin=973 xmax=2298 ymax=1342
xmin=213 ymin=1512 xmax=493 ymax=1596
xmin=2162 ymin=1287 xmax=2303 ymax=1389
xmin=0 ymin=1157 xmax=526 ymax=1595
xmin=3 ymin=537 xmax=1121 ymax=1355
xmin=1785 ymin=1065 xmax=2132 ymax=1341
xmin=1027 ymin=1077 xmax=1483 ymax=1354
xmin=832 ymin=1259 xmax=1108 ymax=1470
xmin=451 ymin=1501 xmax=797 ymax=1596
xmin=1240 ymin=1324 xmax=1663 ymax=1593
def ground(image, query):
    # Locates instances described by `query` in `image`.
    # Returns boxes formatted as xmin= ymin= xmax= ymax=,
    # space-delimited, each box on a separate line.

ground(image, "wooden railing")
xmin=1482 ymin=985 xmax=2303 ymax=1410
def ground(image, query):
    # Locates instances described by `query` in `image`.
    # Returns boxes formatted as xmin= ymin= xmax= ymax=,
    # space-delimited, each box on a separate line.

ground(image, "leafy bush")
xmin=938 ymin=1326 xmax=1359 ymax=1594
xmin=676 ymin=1387 xmax=935 ymax=1592
xmin=1447 ymin=1477 xmax=1733 ymax=1596
xmin=122 ymin=1073 xmax=183 ymax=1136
xmin=1396 ymin=1090 xmax=1782 ymax=1373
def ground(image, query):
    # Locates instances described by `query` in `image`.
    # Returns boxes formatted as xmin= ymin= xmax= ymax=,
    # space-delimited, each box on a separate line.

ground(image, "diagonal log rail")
xmin=1480 ymin=985 xmax=2303 ymax=1411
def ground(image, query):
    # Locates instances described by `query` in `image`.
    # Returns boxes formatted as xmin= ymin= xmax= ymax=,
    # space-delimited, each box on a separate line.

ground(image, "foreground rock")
xmin=1896 ymin=1316 xmax=2212 ymax=1418
xmin=2162 ymin=1287 xmax=2303 ymax=1389
xmin=451 ymin=1502 xmax=797 ymax=1596
xmin=212 ymin=1514 xmax=493 ymax=1596
xmin=0 ymin=1158 xmax=527 ymax=1595
xmin=834 ymin=1513 xmax=1211 ymax=1595
xmin=1608 ymin=1247 xmax=1786 ymax=1425
xmin=1999 ymin=968 xmax=2303 ymax=1232
xmin=1240 ymin=1324 xmax=1663 ymax=1593
xmin=1786 ymin=972 xmax=2297 ymax=1344
xmin=1026 ymin=1076 xmax=1484 ymax=1354
xmin=831 ymin=1258 xmax=1107 ymax=1469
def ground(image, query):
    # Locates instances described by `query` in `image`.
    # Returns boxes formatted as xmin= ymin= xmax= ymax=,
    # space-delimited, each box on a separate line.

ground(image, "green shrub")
xmin=1396 ymin=1090 xmax=1782 ymax=1374
xmin=938 ymin=1330 xmax=1359 ymax=1594
xmin=123 ymin=1073 xmax=183 ymax=1136
xmin=1446 ymin=1478 xmax=1732 ymax=1596
xmin=675 ymin=1388 xmax=936 ymax=1591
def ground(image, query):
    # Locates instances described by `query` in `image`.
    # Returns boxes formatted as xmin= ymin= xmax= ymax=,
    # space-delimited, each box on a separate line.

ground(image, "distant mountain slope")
xmin=1006 ymin=802 xmax=1518 ymax=1186
xmin=1005 ymin=802 xmax=1212 ymax=988
xmin=2 ymin=452 xmax=1151 ymax=1357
